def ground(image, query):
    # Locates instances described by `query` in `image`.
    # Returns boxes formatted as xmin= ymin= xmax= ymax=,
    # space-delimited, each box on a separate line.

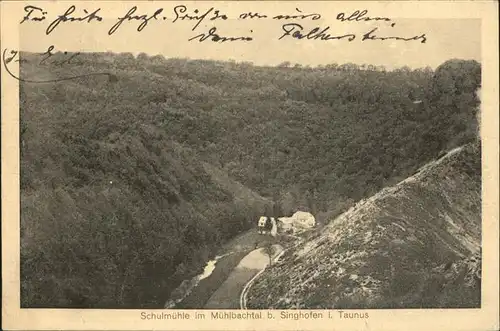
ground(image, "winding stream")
xmin=164 ymin=252 xmax=233 ymax=308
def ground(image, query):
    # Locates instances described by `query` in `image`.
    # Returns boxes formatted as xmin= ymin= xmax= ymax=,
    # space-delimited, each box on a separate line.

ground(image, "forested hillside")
xmin=19 ymin=51 xmax=480 ymax=308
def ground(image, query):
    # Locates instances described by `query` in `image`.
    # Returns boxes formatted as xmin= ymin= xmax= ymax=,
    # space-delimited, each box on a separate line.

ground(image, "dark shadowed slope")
xmin=247 ymin=142 xmax=481 ymax=309
xmin=19 ymin=58 xmax=273 ymax=308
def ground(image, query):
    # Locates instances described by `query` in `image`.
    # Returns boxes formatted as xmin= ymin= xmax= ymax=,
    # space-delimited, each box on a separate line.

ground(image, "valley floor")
xmin=171 ymin=228 xmax=278 ymax=308
xmin=205 ymin=244 xmax=283 ymax=309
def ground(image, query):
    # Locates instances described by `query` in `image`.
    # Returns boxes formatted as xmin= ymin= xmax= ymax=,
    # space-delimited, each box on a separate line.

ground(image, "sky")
xmin=16 ymin=2 xmax=481 ymax=70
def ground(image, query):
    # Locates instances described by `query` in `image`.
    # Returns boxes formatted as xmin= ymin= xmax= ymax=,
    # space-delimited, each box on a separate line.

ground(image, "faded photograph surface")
xmin=16 ymin=12 xmax=482 ymax=311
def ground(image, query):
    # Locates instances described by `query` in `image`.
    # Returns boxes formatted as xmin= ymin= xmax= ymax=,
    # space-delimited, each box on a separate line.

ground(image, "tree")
xmin=263 ymin=243 xmax=274 ymax=266
xmin=264 ymin=217 xmax=274 ymax=232
xmin=137 ymin=52 xmax=149 ymax=61
xmin=431 ymin=59 xmax=481 ymax=101
xmin=325 ymin=63 xmax=338 ymax=70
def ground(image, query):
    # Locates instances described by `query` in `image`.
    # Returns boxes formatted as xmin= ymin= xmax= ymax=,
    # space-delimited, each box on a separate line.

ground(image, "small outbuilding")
xmin=277 ymin=211 xmax=316 ymax=234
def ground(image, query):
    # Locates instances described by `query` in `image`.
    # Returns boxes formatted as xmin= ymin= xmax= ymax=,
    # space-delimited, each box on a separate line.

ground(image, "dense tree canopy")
xmin=19 ymin=52 xmax=481 ymax=308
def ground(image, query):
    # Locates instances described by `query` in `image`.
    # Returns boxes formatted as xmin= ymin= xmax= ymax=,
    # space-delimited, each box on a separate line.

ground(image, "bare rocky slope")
xmin=247 ymin=142 xmax=481 ymax=309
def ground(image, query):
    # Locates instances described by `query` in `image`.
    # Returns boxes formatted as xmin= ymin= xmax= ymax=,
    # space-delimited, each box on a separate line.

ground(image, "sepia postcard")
xmin=1 ymin=0 xmax=499 ymax=330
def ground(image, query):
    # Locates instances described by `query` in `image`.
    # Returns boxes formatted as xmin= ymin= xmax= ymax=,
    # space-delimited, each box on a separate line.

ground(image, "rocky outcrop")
xmin=247 ymin=142 xmax=481 ymax=309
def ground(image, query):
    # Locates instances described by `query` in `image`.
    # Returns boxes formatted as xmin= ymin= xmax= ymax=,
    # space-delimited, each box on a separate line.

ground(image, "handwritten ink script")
xmin=18 ymin=5 xmax=426 ymax=42
xmin=2 ymin=46 xmax=116 ymax=83
xmin=5 ymin=4 xmax=428 ymax=83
